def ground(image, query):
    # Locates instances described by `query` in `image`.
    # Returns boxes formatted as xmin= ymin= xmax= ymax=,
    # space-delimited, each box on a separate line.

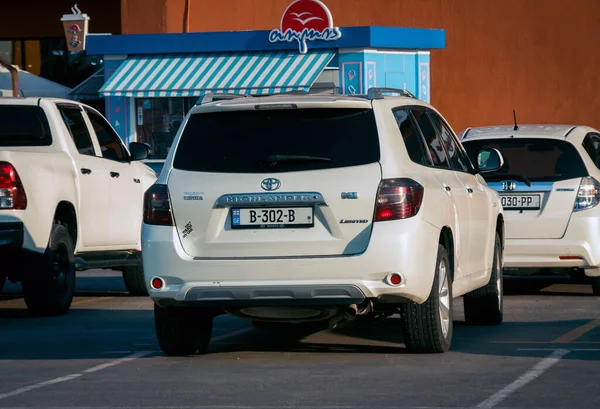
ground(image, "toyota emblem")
xmin=261 ymin=178 xmax=281 ymax=191
xmin=502 ymin=181 xmax=516 ymax=191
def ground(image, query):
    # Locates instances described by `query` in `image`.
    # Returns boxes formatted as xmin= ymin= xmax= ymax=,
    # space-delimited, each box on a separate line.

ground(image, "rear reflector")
xmin=143 ymin=184 xmax=173 ymax=226
xmin=374 ymin=178 xmax=424 ymax=221
xmin=0 ymin=162 xmax=27 ymax=210
xmin=150 ymin=277 xmax=164 ymax=290
xmin=559 ymin=256 xmax=583 ymax=260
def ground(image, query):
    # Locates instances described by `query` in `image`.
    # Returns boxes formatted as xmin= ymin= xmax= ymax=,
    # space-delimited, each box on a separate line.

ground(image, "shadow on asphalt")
xmin=1 ymin=275 xmax=599 ymax=362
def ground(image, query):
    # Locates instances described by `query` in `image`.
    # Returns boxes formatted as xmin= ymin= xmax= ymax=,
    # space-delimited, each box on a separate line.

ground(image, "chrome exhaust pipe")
xmin=343 ymin=304 xmax=358 ymax=321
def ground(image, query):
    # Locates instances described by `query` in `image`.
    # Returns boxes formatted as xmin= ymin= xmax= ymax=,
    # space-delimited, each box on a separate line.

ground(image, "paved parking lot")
xmin=1 ymin=270 xmax=599 ymax=409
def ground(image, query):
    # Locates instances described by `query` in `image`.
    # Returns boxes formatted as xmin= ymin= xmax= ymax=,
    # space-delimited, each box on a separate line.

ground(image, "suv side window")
xmin=427 ymin=111 xmax=472 ymax=173
xmin=582 ymin=133 xmax=600 ymax=169
xmin=392 ymin=108 xmax=432 ymax=166
xmin=57 ymin=105 xmax=96 ymax=156
xmin=86 ymin=109 xmax=128 ymax=162
xmin=410 ymin=108 xmax=451 ymax=169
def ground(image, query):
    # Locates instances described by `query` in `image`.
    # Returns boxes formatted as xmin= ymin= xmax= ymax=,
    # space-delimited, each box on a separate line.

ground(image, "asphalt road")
xmin=1 ymin=270 xmax=599 ymax=409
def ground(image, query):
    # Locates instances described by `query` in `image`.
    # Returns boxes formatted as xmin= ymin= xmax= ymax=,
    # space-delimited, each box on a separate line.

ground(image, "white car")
xmin=141 ymin=89 xmax=506 ymax=356
xmin=0 ymin=97 xmax=156 ymax=315
xmin=461 ymin=124 xmax=600 ymax=295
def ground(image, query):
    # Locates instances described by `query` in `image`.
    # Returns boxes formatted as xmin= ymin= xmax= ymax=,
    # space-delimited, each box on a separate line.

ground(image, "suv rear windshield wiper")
xmin=266 ymin=155 xmax=332 ymax=165
xmin=482 ymin=173 xmax=532 ymax=187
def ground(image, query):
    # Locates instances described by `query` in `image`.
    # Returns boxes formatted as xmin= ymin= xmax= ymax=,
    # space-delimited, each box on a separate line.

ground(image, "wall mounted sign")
xmin=60 ymin=4 xmax=90 ymax=53
xmin=269 ymin=0 xmax=342 ymax=54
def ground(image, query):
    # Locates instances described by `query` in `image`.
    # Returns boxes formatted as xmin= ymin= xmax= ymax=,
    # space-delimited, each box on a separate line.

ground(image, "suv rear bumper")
xmin=141 ymin=217 xmax=441 ymax=306
xmin=503 ymin=215 xmax=600 ymax=277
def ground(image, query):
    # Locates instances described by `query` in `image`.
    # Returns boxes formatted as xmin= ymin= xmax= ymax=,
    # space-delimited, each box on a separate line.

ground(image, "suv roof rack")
xmin=367 ymin=87 xmax=416 ymax=100
xmin=198 ymin=93 xmax=254 ymax=105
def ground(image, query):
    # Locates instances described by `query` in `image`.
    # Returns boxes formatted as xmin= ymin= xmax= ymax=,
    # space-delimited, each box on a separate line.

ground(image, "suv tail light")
xmin=374 ymin=178 xmax=424 ymax=221
xmin=0 ymin=162 xmax=27 ymax=210
xmin=573 ymin=176 xmax=600 ymax=212
xmin=144 ymin=184 xmax=173 ymax=226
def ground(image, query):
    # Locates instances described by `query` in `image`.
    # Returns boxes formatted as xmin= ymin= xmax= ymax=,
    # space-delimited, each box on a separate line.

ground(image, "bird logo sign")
xmin=269 ymin=0 xmax=342 ymax=54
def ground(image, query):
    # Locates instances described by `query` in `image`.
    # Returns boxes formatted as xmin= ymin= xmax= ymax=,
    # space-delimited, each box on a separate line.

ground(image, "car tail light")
xmin=0 ymin=162 xmax=27 ymax=210
xmin=144 ymin=184 xmax=173 ymax=226
xmin=573 ymin=176 xmax=600 ymax=212
xmin=374 ymin=178 xmax=424 ymax=221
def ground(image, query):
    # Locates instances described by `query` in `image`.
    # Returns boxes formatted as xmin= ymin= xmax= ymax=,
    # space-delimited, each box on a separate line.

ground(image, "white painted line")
xmin=83 ymin=350 xmax=153 ymax=373
xmin=476 ymin=348 xmax=570 ymax=408
xmin=211 ymin=327 xmax=253 ymax=343
xmin=0 ymin=374 xmax=81 ymax=400
xmin=0 ymin=351 xmax=153 ymax=401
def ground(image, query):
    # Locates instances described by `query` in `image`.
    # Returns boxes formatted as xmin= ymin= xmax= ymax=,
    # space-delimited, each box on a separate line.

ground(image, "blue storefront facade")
xmin=85 ymin=8 xmax=445 ymax=159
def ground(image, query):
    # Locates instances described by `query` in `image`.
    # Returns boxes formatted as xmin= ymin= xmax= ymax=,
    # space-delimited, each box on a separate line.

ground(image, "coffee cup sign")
xmin=61 ymin=4 xmax=90 ymax=53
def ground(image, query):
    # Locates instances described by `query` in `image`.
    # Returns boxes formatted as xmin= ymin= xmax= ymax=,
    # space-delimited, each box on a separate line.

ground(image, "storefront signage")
xmin=61 ymin=4 xmax=90 ymax=53
xmin=269 ymin=0 xmax=342 ymax=54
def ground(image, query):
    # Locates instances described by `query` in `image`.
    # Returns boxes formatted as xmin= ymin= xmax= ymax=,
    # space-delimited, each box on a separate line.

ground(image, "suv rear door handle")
xmin=81 ymin=168 xmax=91 ymax=175
xmin=110 ymin=171 xmax=120 ymax=178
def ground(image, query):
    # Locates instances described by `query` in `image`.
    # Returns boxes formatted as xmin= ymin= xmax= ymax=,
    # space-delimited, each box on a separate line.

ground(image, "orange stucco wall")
xmin=121 ymin=0 xmax=600 ymax=134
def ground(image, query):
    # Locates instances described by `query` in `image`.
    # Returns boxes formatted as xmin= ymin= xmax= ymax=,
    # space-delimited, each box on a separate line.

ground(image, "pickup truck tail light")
xmin=573 ymin=176 xmax=600 ymax=212
xmin=374 ymin=178 xmax=424 ymax=221
xmin=0 ymin=162 xmax=27 ymax=210
xmin=144 ymin=184 xmax=173 ymax=226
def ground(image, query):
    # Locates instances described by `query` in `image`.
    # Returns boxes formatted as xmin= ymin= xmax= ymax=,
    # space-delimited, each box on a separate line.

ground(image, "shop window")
xmin=87 ymin=109 xmax=127 ymax=162
xmin=0 ymin=37 xmax=103 ymax=88
xmin=135 ymin=97 xmax=197 ymax=160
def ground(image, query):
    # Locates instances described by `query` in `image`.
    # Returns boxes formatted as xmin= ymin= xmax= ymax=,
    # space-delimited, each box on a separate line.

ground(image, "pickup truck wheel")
xmin=463 ymin=233 xmax=503 ymax=326
xmin=122 ymin=265 xmax=148 ymax=296
xmin=154 ymin=304 xmax=213 ymax=356
xmin=22 ymin=223 xmax=75 ymax=316
xmin=591 ymin=277 xmax=600 ymax=296
xmin=400 ymin=244 xmax=453 ymax=353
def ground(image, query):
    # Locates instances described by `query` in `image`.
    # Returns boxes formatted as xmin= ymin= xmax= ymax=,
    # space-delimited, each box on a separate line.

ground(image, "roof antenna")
xmin=513 ymin=109 xmax=519 ymax=131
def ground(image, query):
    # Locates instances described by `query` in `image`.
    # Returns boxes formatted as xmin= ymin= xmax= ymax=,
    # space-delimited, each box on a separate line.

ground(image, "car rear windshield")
xmin=173 ymin=107 xmax=381 ymax=173
xmin=463 ymin=138 xmax=588 ymax=182
xmin=0 ymin=105 xmax=52 ymax=146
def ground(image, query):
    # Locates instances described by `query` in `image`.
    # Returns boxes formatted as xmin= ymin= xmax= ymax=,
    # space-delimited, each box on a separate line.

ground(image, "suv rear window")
xmin=463 ymin=138 xmax=588 ymax=182
xmin=0 ymin=105 xmax=52 ymax=146
xmin=173 ymin=108 xmax=381 ymax=173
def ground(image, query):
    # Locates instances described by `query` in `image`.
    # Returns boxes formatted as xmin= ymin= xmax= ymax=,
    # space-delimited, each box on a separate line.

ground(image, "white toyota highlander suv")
xmin=141 ymin=89 xmax=506 ymax=356
xmin=461 ymin=124 xmax=600 ymax=295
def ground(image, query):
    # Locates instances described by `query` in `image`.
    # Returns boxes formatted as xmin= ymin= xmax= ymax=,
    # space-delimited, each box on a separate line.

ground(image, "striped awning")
xmin=99 ymin=50 xmax=335 ymax=98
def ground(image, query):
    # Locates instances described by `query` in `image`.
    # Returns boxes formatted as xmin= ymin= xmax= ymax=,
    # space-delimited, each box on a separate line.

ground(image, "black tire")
xmin=154 ymin=303 xmax=213 ymax=356
xmin=464 ymin=233 xmax=503 ymax=326
xmin=0 ymin=275 xmax=5 ymax=293
xmin=122 ymin=265 xmax=148 ymax=296
xmin=591 ymin=277 xmax=600 ymax=296
xmin=22 ymin=222 xmax=75 ymax=316
xmin=400 ymin=244 xmax=453 ymax=353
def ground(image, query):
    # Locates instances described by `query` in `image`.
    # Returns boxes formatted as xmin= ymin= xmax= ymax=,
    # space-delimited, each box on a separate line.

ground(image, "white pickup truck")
xmin=0 ymin=97 xmax=157 ymax=315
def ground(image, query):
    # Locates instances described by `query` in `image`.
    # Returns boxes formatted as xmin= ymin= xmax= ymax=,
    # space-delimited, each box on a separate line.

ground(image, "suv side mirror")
xmin=477 ymin=148 xmax=504 ymax=173
xmin=129 ymin=142 xmax=150 ymax=161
